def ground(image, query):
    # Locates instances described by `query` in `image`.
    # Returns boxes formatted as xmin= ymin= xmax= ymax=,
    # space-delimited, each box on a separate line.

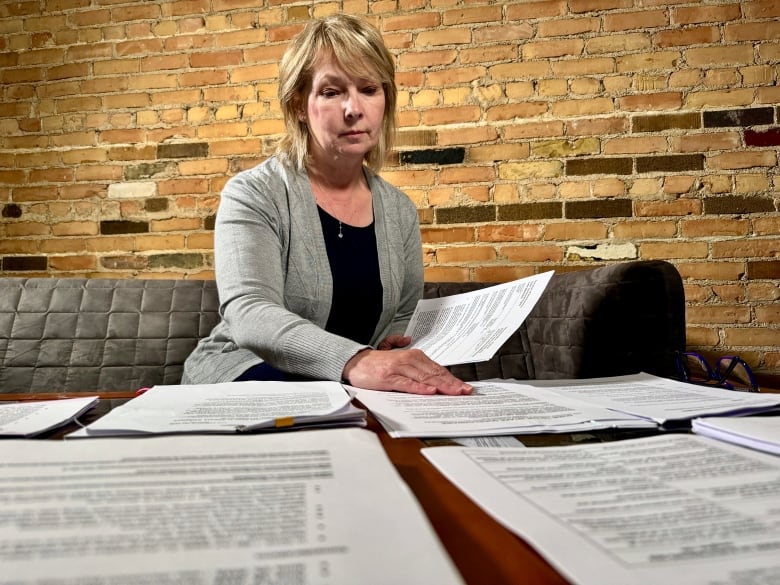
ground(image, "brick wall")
xmin=1 ymin=1 xmax=778 ymax=378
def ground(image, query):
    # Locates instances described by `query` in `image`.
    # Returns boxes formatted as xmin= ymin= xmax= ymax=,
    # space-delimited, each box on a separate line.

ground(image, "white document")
xmin=351 ymin=379 xmax=656 ymax=438
xmin=404 ymin=271 xmax=554 ymax=365
xmin=69 ymin=380 xmax=364 ymax=437
xmin=532 ymin=372 xmax=780 ymax=425
xmin=423 ymin=434 xmax=780 ymax=585
xmin=1 ymin=428 xmax=463 ymax=585
xmin=693 ymin=415 xmax=780 ymax=456
xmin=0 ymin=396 xmax=98 ymax=437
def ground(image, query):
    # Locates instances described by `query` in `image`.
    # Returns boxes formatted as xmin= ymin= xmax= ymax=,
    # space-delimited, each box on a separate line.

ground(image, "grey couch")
xmin=0 ymin=260 xmax=685 ymax=393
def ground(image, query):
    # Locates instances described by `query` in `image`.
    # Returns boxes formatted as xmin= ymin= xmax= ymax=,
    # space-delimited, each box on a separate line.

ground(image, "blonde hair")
xmin=276 ymin=14 xmax=397 ymax=173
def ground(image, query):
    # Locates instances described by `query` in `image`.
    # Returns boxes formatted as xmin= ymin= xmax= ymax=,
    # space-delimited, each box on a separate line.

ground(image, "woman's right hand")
xmin=342 ymin=347 xmax=472 ymax=396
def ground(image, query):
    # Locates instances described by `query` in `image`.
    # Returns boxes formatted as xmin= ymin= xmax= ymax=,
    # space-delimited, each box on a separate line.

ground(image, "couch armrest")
xmin=526 ymin=260 xmax=685 ymax=379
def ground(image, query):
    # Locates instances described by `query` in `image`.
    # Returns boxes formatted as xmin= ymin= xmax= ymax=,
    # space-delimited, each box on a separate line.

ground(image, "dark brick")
xmin=157 ymin=142 xmax=209 ymax=159
xmin=703 ymin=107 xmax=775 ymax=128
xmin=436 ymin=205 xmax=496 ymax=224
xmin=636 ymin=154 xmax=704 ymax=173
xmin=2 ymin=256 xmax=47 ymax=271
xmin=399 ymin=147 xmax=466 ymax=165
xmin=2 ymin=204 xmax=22 ymax=218
xmin=566 ymin=199 xmax=632 ymax=219
xmin=498 ymin=202 xmax=563 ymax=221
xmin=703 ymin=196 xmax=776 ymax=215
xmin=144 ymin=198 xmax=169 ymax=212
xmin=565 ymin=157 xmax=633 ymax=176
xmin=747 ymin=260 xmax=780 ymax=279
xmin=125 ymin=162 xmax=171 ymax=180
xmin=205 ymin=214 xmax=216 ymax=230
xmin=632 ymin=113 xmax=700 ymax=133
xmin=101 ymin=255 xmax=149 ymax=270
xmin=745 ymin=128 xmax=780 ymax=147
xmin=148 ymin=253 xmax=204 ymax=269
xmin=100 ymin=220 xmax=149 ymax=235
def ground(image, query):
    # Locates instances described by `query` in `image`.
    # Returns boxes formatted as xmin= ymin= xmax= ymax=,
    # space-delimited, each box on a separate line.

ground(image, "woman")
xmin=183 ymin=14 xmax=471 ymax=396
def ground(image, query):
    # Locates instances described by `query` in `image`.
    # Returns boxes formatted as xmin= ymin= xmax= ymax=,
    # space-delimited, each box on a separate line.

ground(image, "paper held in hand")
xmin=67 ymin=380 xmax=365 ymax=437
xmin=404 ymin=270 xmax=554 ymax=366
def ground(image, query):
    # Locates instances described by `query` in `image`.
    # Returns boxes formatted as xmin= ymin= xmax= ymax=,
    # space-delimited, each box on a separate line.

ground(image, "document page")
xmin=351 ymin=380 xmax=656 ymax=438
xmin=423 ymin=434 xmax=780 ymax=585
xmin=1 ymin=428 xmax=463 ymax=585
xmin=532 ymin=373 xmax=780 ymax=424
xmin=693 ymin=415 xmax=780 ymax=456
xmin=404 ymin=271 xmax=553 ymax=365
xmin=0 ymin=396 xmax=98 ymax=437
xmin=71 ymin=380 xmax=364 ymax=437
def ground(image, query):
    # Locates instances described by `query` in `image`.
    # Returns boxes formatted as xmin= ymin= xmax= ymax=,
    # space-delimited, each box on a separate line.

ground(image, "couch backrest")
xmin=0 ymin=278 xmax=219 ymax=392
xmin=0 ymin=260 xmax=685 ymax=393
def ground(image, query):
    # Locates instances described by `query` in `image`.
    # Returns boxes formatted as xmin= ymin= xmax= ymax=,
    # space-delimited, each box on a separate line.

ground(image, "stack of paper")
xmin=351 ymin=378 xmax=657 ymax=438
xmin=0 ymin=396 xmax=98 ymax=437
xmin=423 ymin=433 xmax=780 ymax=585
xmin=67 ymin=380 xmax=365 ymax=437
xmin=1 ymin=428 xmax=463 ymax=585
xmin=692 ymin=416 xmax=780 ymax=456
xmin=352 ymin=373 xmax=780 ymax=438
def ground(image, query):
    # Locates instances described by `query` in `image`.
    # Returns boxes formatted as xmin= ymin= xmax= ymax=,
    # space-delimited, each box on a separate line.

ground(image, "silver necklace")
xmin=338 ymin=220 xmax=343 ymax=238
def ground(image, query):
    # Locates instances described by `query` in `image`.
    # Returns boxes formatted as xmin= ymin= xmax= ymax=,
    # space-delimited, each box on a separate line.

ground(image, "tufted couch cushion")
xmin=0 ymin=260 xmax=685 ymax=393
xmin=0 ymin=279 xmax=219 ymax=392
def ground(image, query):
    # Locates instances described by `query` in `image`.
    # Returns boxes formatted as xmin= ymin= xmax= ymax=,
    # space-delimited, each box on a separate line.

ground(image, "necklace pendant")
xmin=338 ymin=221 xmax=343 ymax=238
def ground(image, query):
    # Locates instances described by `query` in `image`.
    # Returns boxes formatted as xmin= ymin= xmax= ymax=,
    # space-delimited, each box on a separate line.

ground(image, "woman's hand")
xmin=342 ymin=346 xmax=473 ymax=395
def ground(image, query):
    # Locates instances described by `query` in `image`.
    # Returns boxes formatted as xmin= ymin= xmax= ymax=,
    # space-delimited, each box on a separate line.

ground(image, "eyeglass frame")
xmin=674 ymin=351 xmax=760 ymax=393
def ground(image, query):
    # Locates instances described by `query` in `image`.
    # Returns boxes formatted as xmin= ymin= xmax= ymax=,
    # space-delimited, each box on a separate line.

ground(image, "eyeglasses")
xmin=675 ymin=351 xmax=760 ymax=392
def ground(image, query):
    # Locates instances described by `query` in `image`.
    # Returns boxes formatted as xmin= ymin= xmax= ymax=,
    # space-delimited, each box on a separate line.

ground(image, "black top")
xmin=318 ymin=206 xmax=383 ymax=345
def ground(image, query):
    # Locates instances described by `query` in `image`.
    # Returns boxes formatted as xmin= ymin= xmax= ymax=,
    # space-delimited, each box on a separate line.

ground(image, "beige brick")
xmin=712 ymin=239 xmax=780 ymax=259
xmin=551 ymin=97 xmax=614 ymax=117
xmin=709 ymin=151 xmax=777 ymax=170
xmin=613 ymin=220 xmax=677 ymax=239
xmin=685 ymin=45 xmax=755 ymax=67
xmin=478 ymin=225 xmax=543 ymax=242
xmin=523 ymin=39 xmax=584 ymax=59
xmin=436 ymin=245 xmax=497 ymax=264
xmin=604 ymin=136 xmax=667 ymax=155
xmin=677 ymin=261 xmax=746 ymax=281
xmin=641 ymin=241 xmax=709 ymax=259
xmin=420 ymin=105 xmax=481 ymax=125
xmin=502 ymin=245 xmax=564 ymax=262
xmin=469 ymin=144 xmax=529 ymax=162
xmin=439 ymin=166 xmax=495 ymax=184
xmin=724 ymin=328 xmax=780 ymax=347
xmin=416 ymin=28 xmax=471 ymax=47
xmin=681 ymin=218 xmax=750 ymax=238
xmin=498 ymin=161 xmax=563 ymax=180
xmin=674 ymin=132 xmax=741 ymax=153
xmin=754 ymin=217 xmax=780 ymax=236
xmin=486 ymin=102 xmax=548 ymax=121
xmin=51 ymin=221 xmax=99 ymax=236
xmin=635 ymin=199 xmax=702 ymax=217
xmin=544 ymin=222 xmax=607 ymax=241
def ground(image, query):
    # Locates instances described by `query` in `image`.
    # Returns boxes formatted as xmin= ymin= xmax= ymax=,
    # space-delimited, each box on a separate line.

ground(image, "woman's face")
xmin=303 ymin=54 xmax=386 ymax=165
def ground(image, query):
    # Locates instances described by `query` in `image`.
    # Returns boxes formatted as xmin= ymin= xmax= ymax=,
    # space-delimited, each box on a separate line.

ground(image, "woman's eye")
xmin=321 ymin=88 xmax=339 ymax=98
xmin=362 ymin=86 xmax=380 ymax=96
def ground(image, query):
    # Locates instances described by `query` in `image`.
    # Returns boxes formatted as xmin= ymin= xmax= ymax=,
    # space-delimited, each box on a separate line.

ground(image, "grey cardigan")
xmin=182 ymin=157 xmax=424 ymax=384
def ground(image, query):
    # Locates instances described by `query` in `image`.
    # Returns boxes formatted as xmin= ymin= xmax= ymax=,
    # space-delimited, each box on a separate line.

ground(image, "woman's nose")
xmin=344 ymin=91 xmax=363 ymax=119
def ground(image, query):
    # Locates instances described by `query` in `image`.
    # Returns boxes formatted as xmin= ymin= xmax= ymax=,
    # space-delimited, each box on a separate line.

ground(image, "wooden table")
xmin=5 ymin=387 xmax=778 ymax=585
